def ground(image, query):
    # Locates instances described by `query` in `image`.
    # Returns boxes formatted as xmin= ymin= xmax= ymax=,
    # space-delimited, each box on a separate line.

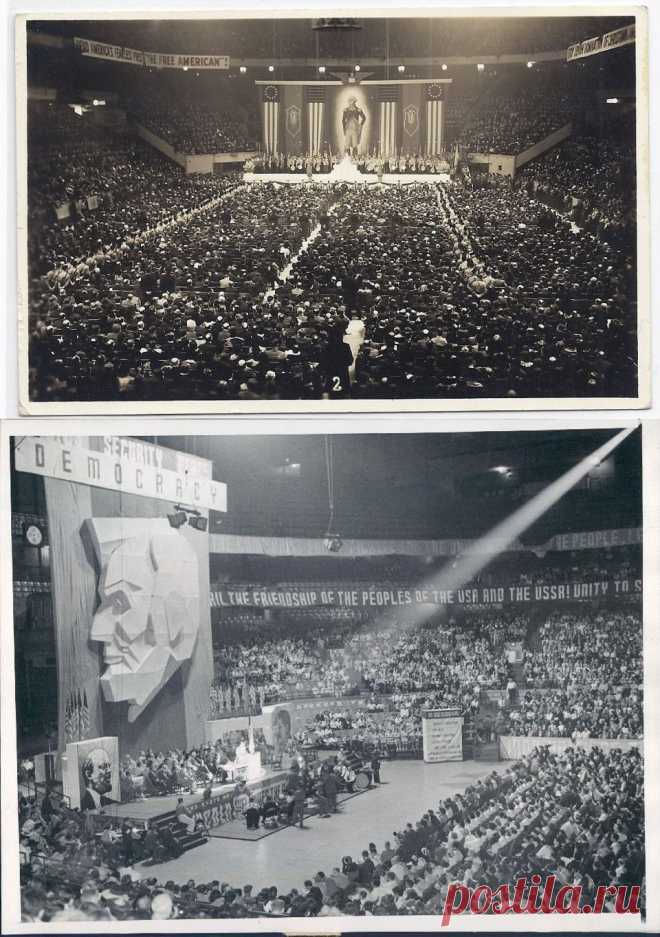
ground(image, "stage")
xmin=134 ymin=759 xmax=503 ymax=893
xmin=96 ymin=768 xmax=288 ymax=827
xmin=244 ymin=171 xmax=451 ymax=186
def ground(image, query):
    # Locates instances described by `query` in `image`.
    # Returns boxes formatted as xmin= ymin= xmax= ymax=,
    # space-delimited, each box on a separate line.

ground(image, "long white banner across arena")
xmin=73 ymin=37 xmax=229 ymax=69
xmin=567 ymin=23 xmax=635 ymax=61
xmin=210 ymin=578 xmax=642 ymax=609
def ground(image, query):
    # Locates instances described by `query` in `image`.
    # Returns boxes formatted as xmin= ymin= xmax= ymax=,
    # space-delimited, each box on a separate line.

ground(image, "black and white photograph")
xmin=1 ymin=419 xmax=655 ymax=932
xmin=16 ymin=9 xmax=649 ymax=414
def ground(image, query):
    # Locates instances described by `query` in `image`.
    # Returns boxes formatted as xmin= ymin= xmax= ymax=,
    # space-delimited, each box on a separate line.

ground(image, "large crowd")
xmin=210 ymin=590 xmax=642 ymax=743
xmin=129 ymin=94 xmax=255 ymax=154
xmin=456 ymin=88 xmax=580 ymax=154
xmin=28 ymin=135 xmax=238 ymax=278
xmin=19 ymin=744 xmax=644 ymax=920
xmin=28 ymin=121 xmax=637 ymax=401
xmin=521 ymin=128 xmax=636 ymax=248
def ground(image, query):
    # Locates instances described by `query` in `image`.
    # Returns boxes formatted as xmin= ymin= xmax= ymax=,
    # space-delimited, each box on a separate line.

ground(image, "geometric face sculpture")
xmin=84 ymin=518 xmax=200 ymax=722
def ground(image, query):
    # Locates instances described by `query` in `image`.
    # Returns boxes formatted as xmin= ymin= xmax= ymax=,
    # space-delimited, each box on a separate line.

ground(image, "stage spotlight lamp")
xmin=239 ymin=65 xmax=247 ymax=73
xmin=188 ymin=515 xmax=208 ymax=532
xmin=441 ymin=63 xmax=448 ymax=71
xmin=182 ymin=66 xmax=189 ymax=72
xmin=398 ymin=64 xmax=405 ymax=73
xmin=354 ymin=64 xmax=361 ymax=72
xmin=606 ymin=97 xmax=619 ymax=104
xmin=318 ymin=65 xmax=326 ymax=73
xmin=167 ymin=511 xmax=187 ymax=529
xmin=477 ymin=63 xmax=485 ymax=72
xmin=526 ymin=60 xmax=535 ymax=68
xmin=268 ymin=65 xmax=275 ymax=72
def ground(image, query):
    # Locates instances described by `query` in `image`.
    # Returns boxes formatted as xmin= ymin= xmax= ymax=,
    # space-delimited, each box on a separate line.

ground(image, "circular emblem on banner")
xmin=264 ymin=85 xmax=278 ymax=101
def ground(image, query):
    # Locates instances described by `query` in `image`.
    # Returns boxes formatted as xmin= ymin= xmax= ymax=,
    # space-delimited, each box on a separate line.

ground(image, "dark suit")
xmin=81 ymin=788 xmax=113 ymax=812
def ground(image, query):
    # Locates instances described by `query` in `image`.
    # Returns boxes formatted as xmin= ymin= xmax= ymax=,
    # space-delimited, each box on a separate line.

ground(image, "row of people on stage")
xmin=118 ymin=736 xmax=270 ymax=803
xmin=249 ymin=151 xmax=452 ymax=175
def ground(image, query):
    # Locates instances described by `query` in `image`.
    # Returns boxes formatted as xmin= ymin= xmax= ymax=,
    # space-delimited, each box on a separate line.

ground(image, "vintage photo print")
xmin=15 ymin=7 xmax=650 ymax=415
xmin=1 ymin=417 xmax=658 ymax=933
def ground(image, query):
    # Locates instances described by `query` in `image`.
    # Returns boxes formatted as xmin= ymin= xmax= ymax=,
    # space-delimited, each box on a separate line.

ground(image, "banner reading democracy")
xmin=210 ymin=578 xmax=642 ymax=609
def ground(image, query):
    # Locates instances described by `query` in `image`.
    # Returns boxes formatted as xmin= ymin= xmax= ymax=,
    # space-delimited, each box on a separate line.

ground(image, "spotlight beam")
xmin=385 ymin=426 xmax=637 ymax=632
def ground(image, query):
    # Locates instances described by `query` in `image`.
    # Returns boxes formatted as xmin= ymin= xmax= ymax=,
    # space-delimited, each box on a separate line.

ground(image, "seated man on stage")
xmin=243 ymin=797 xmax=261 ymax=831
xmin=260 ymin=795 xmax=279 ymax=828
xmin=175 ymin=797 xmax=196 ymax=834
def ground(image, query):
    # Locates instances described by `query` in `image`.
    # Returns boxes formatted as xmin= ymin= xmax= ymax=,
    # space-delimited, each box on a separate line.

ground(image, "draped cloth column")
xmin=400 ymin=82 xmax=422 ymax=155
xmin=306 ymin=86 xmax=326 ymax=155
xmin=425 ymin=83 xmax=445 ymax=155
xmin=262 ymin=84 xmax=280 ymax=154
xmin=282 ymin=84 xmax=304 ymax=156
xmin=45 ymin=478 xmax=102 ymax=755
xmin=375 ymin=86 xmax=400 ymax=158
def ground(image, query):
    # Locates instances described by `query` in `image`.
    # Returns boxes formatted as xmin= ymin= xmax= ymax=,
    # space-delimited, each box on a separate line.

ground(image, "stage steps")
xmin=150 ymin=808 xmax=208 ymax=854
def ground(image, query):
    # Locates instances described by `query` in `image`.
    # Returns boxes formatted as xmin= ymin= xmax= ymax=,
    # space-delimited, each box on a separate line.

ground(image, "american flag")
xmin=64 ymin=694 xmax=74 ymax=743
xmin=262 ymin=85 xmax=280 ymax=154
xmin=375 ymin=85 xmax=400 ymax=157
xmin=425 ymin=83 xmax=445 ymax=155
xmin=80 ymin=689 xmax=90 ymax=738
xmin=306 ymin=87 xmax=325 ymax=155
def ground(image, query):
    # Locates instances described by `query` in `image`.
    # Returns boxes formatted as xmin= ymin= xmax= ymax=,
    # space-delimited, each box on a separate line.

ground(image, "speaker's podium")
xmin=421 ymin=708 xmax=464 ymax=762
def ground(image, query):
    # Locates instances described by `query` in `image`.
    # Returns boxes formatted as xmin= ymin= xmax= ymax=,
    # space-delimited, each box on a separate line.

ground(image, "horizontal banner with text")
xmin=210 ymin=578 xmax=642 ymax=609
xmin=14 ymin=436 xmax=226 ymax=512
xmin=567 ymin=23 xmax=635 ymax=61
xmin=74 ymin=37 xmax=229 ymax=69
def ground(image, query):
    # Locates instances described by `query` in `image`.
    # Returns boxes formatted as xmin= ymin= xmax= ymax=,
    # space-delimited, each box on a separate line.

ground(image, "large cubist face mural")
xmin=84 ymin=518 xmax=200 ymax=722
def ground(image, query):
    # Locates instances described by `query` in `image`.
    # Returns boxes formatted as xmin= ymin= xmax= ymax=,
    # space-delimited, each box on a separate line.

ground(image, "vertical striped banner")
xmin=425 ymin=84 xmax=444 ymax=155
xmin=262 ymin=85 xmax=280 ymax=154
xmin=374 ymin=87 xmax=400 ymax=158
xmin=379 ymin=101 xmax=398 ymax=157
xmin=306 ymin=86 xmax=326 ymax=156
xmin=307 ymin=102 xmax=324 ymax=154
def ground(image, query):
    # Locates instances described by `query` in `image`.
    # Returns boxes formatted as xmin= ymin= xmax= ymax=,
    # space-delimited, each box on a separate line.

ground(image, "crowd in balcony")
xmin=129 ymin=94 xmax=255 ymax=153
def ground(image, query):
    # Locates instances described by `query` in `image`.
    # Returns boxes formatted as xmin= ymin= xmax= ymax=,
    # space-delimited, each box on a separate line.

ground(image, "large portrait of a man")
xmin=80 ymin=746 xmax=114 ymax=811
xmin=342 ymin=96 xmax=366 ymax=156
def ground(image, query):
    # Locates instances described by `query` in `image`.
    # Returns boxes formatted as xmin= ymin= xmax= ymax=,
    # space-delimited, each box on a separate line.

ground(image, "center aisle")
xmin=136 ymin=759 xmax=504 ymax=893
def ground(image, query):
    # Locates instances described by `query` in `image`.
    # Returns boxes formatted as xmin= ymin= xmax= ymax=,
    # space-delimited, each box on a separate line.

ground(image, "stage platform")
xmin=244 ymin=171 xmax=451 ymax=186
xmin=136 ymin=759 xmax=505 ymax=894
xmin=98 ymin=768 xmax=288 ymax=826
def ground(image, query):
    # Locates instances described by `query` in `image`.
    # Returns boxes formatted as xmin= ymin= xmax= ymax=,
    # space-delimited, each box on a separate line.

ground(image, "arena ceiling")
xmin=29 ymin=16 xmax=634 ymax=58
xmin=146 ymin=429 xmax=642 ymax=542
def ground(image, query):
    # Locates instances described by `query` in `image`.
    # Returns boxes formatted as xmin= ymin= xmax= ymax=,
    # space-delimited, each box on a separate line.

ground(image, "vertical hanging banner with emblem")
xmin=283 ymin=84 xmax=304 ymax=156
xmin=400 ymin=82 xmax=421 ymax=155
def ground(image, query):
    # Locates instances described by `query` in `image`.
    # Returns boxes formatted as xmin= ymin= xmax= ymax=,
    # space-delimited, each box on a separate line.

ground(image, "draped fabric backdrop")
xmin=376 ymin=85 xmax=400 ymax=157
xmin=282 ymin=84 xmax=304 ymax=156
xmin=306 ymin=86 xmax=326 ymax=154
xmin=45 ymin=478 xmax=102 ymax=756
xmin=262 ymin=84 xmax=280 ymax=153
xmin=400 ymin=82 xmax=422 ymax=155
